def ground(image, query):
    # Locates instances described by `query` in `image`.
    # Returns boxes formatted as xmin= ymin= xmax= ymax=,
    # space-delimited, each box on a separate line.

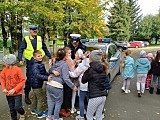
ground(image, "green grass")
xmin=150 ymin=44 xmax=160 ymax=46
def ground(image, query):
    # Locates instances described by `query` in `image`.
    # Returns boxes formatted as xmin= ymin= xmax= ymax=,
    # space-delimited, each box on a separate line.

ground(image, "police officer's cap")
xmin=29 ymin=25 xmax=38 ymax=31
xmin=70 ymin=34 xmax=81 ymax=43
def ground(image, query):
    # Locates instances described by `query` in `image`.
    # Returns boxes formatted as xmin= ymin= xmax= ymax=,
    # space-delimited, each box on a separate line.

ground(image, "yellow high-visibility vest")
xmin=23 ymin=36 xmax=45 ymax=60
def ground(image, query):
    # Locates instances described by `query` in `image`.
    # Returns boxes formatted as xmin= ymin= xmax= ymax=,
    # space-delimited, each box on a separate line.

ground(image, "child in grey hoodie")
xmin=46 ymin=48 xmax=77 ymax=120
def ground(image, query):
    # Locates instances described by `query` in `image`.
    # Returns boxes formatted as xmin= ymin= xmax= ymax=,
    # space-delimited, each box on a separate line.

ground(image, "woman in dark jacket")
xmin=82 ymin=50 xmax=107 ymax=120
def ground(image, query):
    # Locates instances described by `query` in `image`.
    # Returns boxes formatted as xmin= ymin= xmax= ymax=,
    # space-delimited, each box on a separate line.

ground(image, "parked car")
xmin=111 ymin=41 xmax=129 ymax=52
xmin=142 ymin=41 xmax=150 ymax=47
xmin=129 ymin=41 xmax=142 ymax=48
xmin=82 ymin=38 xmax=121 ymax=82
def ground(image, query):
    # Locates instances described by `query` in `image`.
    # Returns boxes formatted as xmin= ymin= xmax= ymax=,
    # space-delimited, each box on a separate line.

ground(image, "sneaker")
xmin=19 ymin=115 xmax=25 ymax=120
xmin=121 ymin=87 xmax=125 ymax=92
xmin=77 ymin=109 xmax=86 ymax=115
xmin=71 ymin=108 xmax=76 ymax=114
xmin=145 ymin=87 xmax=149 ymax=90
xmin=31 ymin=109 xmax=38 ymax=115
xmin=76 ymin=115 xmax=85 ymax=120
xmin=46 ymin=116 xmax=52 ymax=120
xmin=125 ymin=90 xmax=130 ymax=94
xmin=93 ymin=113 xmax=105 ymax=120
xmin=59 ymin=109 xmax=70 ymax=117
xmin=37 ymin=112 xmax=47 ymax=119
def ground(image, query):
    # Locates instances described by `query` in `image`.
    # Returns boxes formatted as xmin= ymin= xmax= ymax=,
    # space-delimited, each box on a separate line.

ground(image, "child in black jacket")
xmin=82 ymin=50 xmax=108 ymax=120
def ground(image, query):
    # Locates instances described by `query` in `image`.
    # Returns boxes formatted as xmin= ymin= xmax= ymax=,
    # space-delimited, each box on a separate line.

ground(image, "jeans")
xmin=24 ymin=59 xmax=32 ymax=95
xmin=6 ymin=94 xmax=25 ymax=120
xmin=151 ymin=75 xmax=160 ymax=89
xmin=46 ymin=85 xmax=63 ymax=119
xmin=79 ymin=90 xmax=89 ymax=117
xmin=32 ymin=88 xmax=44 ymax=114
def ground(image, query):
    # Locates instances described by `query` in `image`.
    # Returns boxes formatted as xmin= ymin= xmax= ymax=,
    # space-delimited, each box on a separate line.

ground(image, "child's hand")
xmin=73 ymin=86 xmax=78 ymax=92
xmin=2 ymin=89 xmax=8 ymax=93
xmin=48 ymin=76 xmax=52 ymax=81
xmin=49 ymin=59 xmax=52 ymax=66
xmin=8 ymin=89 xmax=15 ymax=95
xmin=52 ymin=70 xmax=60 ymax=76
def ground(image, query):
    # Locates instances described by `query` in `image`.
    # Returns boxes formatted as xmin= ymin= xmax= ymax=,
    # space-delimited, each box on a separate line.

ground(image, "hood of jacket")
xmin=90 ymin=61 xmax=104 ymax=73
xmin=136 ymin=58 xmax=149 ymax=67
xmin=52 ymin=60 xmax=65 ymax=68
xmin=125 ymin=56 xmax=134 ymax=65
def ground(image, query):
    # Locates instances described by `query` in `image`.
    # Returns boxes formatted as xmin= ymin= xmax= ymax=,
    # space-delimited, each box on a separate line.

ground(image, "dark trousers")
xmin=24 ymin=59 xmax=32 ymax=95
xmin=6 ymin=94 xmax=25 ymax=120
xmin=61 ymin=83 xmax=72 ymax=110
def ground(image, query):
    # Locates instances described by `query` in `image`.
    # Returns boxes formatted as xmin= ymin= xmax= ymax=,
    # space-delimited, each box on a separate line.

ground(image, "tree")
xmin=127 ymin=0 xmax=142 ymax=40
xmin=108 ymin=0 xmax=130 ymax=41
xmin=136 ymin=14 xmax=160 ymax=44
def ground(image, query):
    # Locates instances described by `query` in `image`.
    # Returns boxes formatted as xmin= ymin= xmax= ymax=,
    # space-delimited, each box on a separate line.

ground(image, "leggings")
xmin=86 ymin=96 xmax=106 ymax=120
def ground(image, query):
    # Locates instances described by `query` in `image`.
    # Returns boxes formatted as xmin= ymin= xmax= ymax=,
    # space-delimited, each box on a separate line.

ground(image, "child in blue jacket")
xmin=135 ymin=50 xmax=151 ymax=97
xmin=121 ymin=50 xmax=134 ymax=94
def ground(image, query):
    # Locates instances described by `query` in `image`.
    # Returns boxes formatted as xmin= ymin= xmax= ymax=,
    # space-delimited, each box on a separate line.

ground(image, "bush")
xmin=0 ymin=40 xmax=12 ymax=51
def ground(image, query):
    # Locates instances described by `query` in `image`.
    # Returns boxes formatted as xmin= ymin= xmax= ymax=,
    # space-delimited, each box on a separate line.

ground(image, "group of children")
xmin=121 ymin=49 xmax=160 ymax=97
xmin=0 ymin=47 xmax=111 ymax=120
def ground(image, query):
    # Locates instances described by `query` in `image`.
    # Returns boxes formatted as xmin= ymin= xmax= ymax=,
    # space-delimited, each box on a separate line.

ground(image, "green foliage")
xmin=108 ymin=0 xmax=130 ymax=41
xmin=127 ymin=0 xmax=142 ymax=40
xmin=0 ymin=40 xmax=12 ymax=51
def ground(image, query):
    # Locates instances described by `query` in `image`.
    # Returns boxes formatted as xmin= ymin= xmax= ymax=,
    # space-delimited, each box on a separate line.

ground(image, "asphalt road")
xmin=0 ymin=47 xmax=160 ymax=120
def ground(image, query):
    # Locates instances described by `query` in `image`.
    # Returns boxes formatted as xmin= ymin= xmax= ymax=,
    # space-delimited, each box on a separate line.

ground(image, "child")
xmin=145 ymin=53 xmax=154 ymax=90
xmin=69 ymin=50 xmax=90 ymax=120
xmin=46 ymin=48 xmax=77 ymax=120
xmin=0 ymin=54 xmax=25 ymax=120
xmin=82 ymin=50 xmax=107 ymax=120
xmin=70 ymin=48 xmax=84 ymax=114
xmin=30 ymin=50 xmax=52 ymax=118
xmin=149 ymin=50 xmax=160 ymax=94
xmin=121 ymin=50 xmax=134 ymax=94
xmin=134 ymin=50 xmax=151 ymax=97
xmin=59 ymin=47 xmax=79 ymax=117
xmin=63 ymin=47 xmax=78 ymax=115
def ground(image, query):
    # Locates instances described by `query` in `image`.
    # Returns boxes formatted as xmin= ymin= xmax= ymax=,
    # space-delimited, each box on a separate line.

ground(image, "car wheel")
xmin=119 ymin=47 xmax=123 ymax=52
xmin=135 ymin=45 xmax=139 ymax=48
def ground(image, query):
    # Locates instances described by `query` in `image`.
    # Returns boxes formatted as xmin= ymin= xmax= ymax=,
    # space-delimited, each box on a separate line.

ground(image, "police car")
xmin=81 ymin=38 xmax=121 ymax=82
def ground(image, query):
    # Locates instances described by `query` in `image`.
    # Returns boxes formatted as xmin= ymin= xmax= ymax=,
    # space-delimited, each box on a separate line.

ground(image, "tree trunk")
xmin=17 ymin=14 xmax=23 ymax=50
xmin=1 ymin=11 xmax=8 ymax=55
xmin=10 ymin=13 xmax=17 ymax=53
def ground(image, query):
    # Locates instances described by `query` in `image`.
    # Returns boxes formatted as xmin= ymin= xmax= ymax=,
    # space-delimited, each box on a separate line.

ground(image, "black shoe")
xmin=149 ymin=87 xmax=154 ymax=94
xmin=25 ymin=97 xmax=31 ymax=105
xmin=138 ymin=92 xmax=141 ymax=97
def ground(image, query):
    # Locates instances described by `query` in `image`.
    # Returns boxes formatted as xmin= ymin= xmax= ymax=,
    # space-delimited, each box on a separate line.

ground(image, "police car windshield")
xmin=85 ymin=43 xmax=107 ymax=53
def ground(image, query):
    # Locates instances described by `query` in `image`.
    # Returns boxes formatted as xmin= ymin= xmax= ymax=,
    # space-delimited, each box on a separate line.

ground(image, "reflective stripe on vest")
xmin=23 ymin=36 xmax=45 ymax=60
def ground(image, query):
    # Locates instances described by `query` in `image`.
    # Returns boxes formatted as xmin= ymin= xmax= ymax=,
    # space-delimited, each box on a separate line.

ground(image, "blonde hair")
xmin=121 ymin=50 xmax=131 ymax=68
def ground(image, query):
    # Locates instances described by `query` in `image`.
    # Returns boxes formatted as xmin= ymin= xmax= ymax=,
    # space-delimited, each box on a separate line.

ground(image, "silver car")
xmin=82 ymin=38 xmax=122 ymax=82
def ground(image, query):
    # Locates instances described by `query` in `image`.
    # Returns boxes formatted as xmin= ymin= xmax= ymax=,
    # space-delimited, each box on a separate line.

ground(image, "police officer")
xmin=18 ymin=25 xmax=52 ymax=105
xmin=68 ymin=34 xmax=86 ymax=59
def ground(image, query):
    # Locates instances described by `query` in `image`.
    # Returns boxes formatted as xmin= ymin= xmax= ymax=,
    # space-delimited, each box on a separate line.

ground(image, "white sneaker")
xmin=121 ymin=87 xmax=125 ymax=92
xmin=71 ymin=108 xmax=76 ymax=114
xmin=76 ymin=115 xmax=85 ymax=120
xmin=125 ymin=90 xmax=130 ymax=94
xmin=77 ymin=109 xmax=86 ymax=115
xmin=93 ymin=113 xmax=105 ymax=120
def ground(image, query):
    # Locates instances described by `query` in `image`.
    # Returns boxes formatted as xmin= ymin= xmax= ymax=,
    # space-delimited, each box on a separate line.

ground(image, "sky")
xmin=137 ymin=0 xmax=160 ymax=16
